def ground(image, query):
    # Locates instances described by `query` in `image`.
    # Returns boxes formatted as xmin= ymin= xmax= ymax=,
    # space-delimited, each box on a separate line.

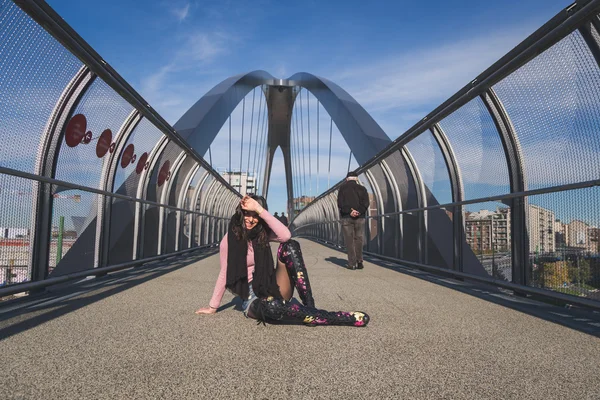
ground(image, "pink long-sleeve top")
xmin=209 ymin=210 xmax=291 ymax=309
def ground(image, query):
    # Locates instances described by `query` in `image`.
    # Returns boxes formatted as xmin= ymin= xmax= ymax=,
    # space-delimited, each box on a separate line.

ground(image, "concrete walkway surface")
xmin=1 ymin=239 xmax=600 ymax=399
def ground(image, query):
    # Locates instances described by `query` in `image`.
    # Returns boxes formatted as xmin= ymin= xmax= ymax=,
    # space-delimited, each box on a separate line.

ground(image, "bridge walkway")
xmin=1 ymin=239 xmax=599 ymax=399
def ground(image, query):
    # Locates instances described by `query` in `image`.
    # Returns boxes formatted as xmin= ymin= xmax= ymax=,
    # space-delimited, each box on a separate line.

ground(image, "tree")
xmin=536 ymin=261 xmax=570 ymax=289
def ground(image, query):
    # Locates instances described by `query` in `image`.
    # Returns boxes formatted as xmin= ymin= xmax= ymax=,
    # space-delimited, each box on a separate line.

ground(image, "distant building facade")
xmin=527 ymin=204 xmax=555 ymax=253
xmin=465 ymin=208 xmax=510 ymax=253
xmin=220 ymin=171 xmax=257 ymax=195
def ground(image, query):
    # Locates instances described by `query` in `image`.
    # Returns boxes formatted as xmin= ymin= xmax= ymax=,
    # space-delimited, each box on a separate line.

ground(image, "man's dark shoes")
xmin=357 ymin=262 xmax=364 ymax=270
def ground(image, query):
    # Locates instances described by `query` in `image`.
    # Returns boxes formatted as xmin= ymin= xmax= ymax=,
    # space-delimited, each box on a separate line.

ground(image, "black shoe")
xmin=346 ymin=264 xmax=356 ymax=270
xmin=357 ymin=262 xmax=364 ymax=270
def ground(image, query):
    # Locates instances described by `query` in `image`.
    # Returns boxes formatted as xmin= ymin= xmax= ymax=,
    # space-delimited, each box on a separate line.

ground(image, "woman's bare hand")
xmin=240 ymin=195 xmax=264 ymax=214
xmin=195 ymin=306 xmax=217 ymax=315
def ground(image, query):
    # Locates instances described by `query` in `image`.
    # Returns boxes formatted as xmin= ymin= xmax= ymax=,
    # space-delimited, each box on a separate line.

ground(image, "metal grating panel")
xmin=168 ymin=157 xmax=196 ymax=207
xmin=0 ymin=0 xmax=82 ymax=173
xmin=426 ymin=207 xmax=453 ymax=269
xmin=142 ymin=204 xmax=161 ymax=258
xmin=494 ymin=30 xmax=600 ymax=190
xmin=55 ymin=79 xmax=134 ymax=188
xmin=463 ymin=201 xmax=512 ymax=281
xmin=107 ymin=197 xmax=136 ymax=265
xmin=439 ymin=97 xmax=510 ymax=200
xmin=0 ymin=174 xmax=34 ymax=286
xmin=406 ymin=131 xmax=452 ymax=206
xmin=48 ymin=185 xmax=97 ymax=277
xmin=146 ymin=141 xmax=184 ymax=204
xmin=526 ymin=187 xmax=600 ymax=297
xmin=112 ymin=118 xmax=166 ymax=195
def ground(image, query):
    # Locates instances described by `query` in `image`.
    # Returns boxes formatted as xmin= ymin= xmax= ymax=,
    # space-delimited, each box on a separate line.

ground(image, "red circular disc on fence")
xmin=121 ymin=143 xmax=135 ymax=168
xmin=96 ymin=129 xmax=113 ymax=158
xmin=64 ymin=114 xmax=87 ymax=147
xmin=157 ymin=160 xmax=171 ymax=187
xmin=136 ymin=152 xmax=148 ymax=174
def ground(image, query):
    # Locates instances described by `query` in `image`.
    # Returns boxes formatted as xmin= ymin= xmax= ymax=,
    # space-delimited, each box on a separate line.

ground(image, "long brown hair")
xmin=230 ymin=194 xmax=272 ymax=247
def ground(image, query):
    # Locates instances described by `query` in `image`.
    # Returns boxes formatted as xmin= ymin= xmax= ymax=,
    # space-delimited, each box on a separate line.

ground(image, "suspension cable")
xmin=316 ymin=100 xmax=319 ymax=194
xmin=328 ymin=117 xmax=333 ymax=190
xmin=252 ymin=85 xmax=264 ymax=183
xmin=256 ymin=94 xmax=269 ymax=193
xmin=228 ymin=115 xmax=232 ymax=184
xmin=292 ymin=93 xmax=300 ymax=200
xmin=290 ymin=97 xmax=298 ymax=211
xmin=307 ymin=91 xmax=312 ymax=197
xmin=246 ymin=88 xmax=256 ymax=174
xmin=239 ymin=96 xmax=245 ymax=178
xmin=347 ymin=150 xmax=353 ymax=175
xmin=299 ymin=89 xmax=307 ymax=203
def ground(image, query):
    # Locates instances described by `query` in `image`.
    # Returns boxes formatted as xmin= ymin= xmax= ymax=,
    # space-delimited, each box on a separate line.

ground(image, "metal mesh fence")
xmin=493 ymin=30 xmax=600 ymax=190
xmin=107 ymin=197 xmax=136 ymax=265
xmin=463 ymin=201 xmax=512 ymax=281
xmin=0 ymin=1 xmax=237 ymax=294
xmin=405 ymin=131 xmax=453 ymax=206
xmin=54 ymin=79 xmax=134 ymax=188
xmin=0 ymin=0 xmax=82 ymax=174
xmin=112 ymin=118 xmax=165 ymax=196
xmin=526 ymin=187 xmax=600 ymax=299
xmin=48 ymin=185 xmax=97 ymax=276
xmin=291 ymin=5 xmax=600 ymax=306
xmin=439 ymin=97 xmax=510 ymax=199
xmin=0 ymin=174 xmax=34 ymax=286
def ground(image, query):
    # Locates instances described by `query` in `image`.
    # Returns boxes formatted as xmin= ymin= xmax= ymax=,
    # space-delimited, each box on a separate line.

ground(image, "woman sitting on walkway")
xmin=195 ymin=194 xmax=369 ymax=327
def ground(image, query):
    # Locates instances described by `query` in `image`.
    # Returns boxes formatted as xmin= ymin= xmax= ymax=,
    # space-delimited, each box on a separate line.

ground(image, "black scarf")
xmin=225 ymin=215 xmax=281 ymax=300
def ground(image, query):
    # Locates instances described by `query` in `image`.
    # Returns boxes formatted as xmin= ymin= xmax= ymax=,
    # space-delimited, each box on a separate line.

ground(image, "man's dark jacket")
xmin=337 ymin=180 xmax=369 ymax=218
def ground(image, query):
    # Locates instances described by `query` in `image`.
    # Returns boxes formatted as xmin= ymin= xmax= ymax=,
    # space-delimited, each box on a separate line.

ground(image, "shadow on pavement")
xmin=308 ymin=238 xmax=600 ymax=338
xmin=0 ymin=248 xmax=219 ymax=341
xmin=324 ymin=256 xmax=348 ymax=269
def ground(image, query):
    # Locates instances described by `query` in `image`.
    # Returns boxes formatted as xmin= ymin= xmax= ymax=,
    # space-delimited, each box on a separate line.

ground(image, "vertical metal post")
xmin=31 ymin=66 xmax=95 ymax=283
xmin=431 ymin=124 xmax=464 ymax=272
xmin=56 ymin=216 xmax=64 ymax=264
xmin=481 ymin=89 xmax=527 ymax=286
xmin=402 ymin=147 xmax=426 ymax=264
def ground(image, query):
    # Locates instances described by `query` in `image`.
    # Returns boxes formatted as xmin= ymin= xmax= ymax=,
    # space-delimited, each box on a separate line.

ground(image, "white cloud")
xmin=336 ymin=28 xmax=530 ymax=115
xmin=171 ymin=3 xmax=190 ymax=22
xmin=180 ymin=31 xmax=230 ymax=63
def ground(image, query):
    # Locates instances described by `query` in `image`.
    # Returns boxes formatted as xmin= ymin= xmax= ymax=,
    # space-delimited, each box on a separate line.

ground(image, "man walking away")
xmin=337 ymin=171 xmax=369 ymax=270
xmin=280 ymin=212 xmax=289 ymax=226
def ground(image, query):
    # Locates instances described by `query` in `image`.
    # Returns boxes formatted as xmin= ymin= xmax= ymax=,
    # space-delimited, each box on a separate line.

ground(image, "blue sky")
xmin=42 ymin=0 xmax=572 ymax=215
